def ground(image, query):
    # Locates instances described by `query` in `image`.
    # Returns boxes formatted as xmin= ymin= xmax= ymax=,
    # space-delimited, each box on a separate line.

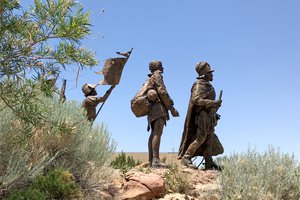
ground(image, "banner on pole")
xmin=96 ymin=57 xmax=127 ymax=85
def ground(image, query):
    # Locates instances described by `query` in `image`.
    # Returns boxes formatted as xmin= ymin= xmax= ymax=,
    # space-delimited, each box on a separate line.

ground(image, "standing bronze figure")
xmin=145 ymin=60 xmax=179 ymax=167
xmin=82 ymin=83 xmax=114 ymax=121
xmin=178 ymin=62 xmax=224 ymax=170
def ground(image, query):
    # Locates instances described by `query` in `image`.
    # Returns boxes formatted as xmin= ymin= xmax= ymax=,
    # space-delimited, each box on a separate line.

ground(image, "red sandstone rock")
xmin=121 ymin=171 xmax=165 ymax=200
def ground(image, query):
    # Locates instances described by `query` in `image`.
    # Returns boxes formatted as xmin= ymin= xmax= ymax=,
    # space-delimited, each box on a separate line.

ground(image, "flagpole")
xmin=93 ymin=48 xmax=133 ymax=123
xmin=93 ymin=85 xmax=114 ymax=122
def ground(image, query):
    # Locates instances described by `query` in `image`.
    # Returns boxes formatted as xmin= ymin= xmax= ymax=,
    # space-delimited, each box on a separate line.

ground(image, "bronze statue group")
xmin=82 ymin=60 xmax=224 ymax=170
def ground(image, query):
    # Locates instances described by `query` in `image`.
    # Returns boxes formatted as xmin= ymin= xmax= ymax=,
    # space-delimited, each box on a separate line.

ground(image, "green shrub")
xmin=5 ymin=168 xmax=78 ymax=200
xmin=33 ymin=168 xmax=77 ymax=199
xmin=219 ymin=147 xmax=300 ymax=200
xmin=0 ymin=95 xmax=116 ymax=196
xmin=164 ymin=163 xmax=193 ymax=194
xmin=0 ymin=0 xmax=111 ymax=197
xmin=5 ymin=188 xmax=46 ymax=200
xmin=110 ymin=152 xmax=141 ymax=173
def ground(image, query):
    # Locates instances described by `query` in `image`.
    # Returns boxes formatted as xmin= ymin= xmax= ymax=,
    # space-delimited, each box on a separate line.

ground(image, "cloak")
xmin=178 ymin=82 xmax=224 ymax=159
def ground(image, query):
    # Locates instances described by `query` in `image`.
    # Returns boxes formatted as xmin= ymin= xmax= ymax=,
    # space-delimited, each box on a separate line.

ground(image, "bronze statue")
xmin=81 ymin=83 xmax=114 ymax=121
xmin=144 ymin=60 xmax=179 ymax=167
xmin=178 ymin=62 xmax=224 ymax=170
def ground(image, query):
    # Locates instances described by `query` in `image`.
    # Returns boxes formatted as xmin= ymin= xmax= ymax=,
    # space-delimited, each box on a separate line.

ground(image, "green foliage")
xmin=110 ymin=152 xmax=141 ymax=173
xmin=164 ymin=163 xmax=192 ymax=194
xmin=219 ymin=147 xmax=300 ymax=200
xmin=0 ymin=0 xmax=97 ymax=80
xmin=0 ymin=0 xmax=21 ymax=35
xmin=0 ymin=0 xmax=98 ymax=138
xmin=33 ymin=168 xmax=77 ymax=199
xmin=5 ymin=168 xmax=78 ymax=200
xmin=0 ymin=79 xmax=49 ymax=129
xmin=0 ymin=1 xmax=114 ymax=198
xmin=0 ymin=95 xmax=115 ymax=196
xmin=5 ymin=188 xmax=46 ymax=200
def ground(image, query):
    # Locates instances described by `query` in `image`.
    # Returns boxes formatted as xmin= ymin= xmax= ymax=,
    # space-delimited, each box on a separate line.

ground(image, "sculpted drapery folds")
xmin=147 ymin=70 xmax=174 ymax=126
xmin=178 ymin=61 xmax=224 ymax=170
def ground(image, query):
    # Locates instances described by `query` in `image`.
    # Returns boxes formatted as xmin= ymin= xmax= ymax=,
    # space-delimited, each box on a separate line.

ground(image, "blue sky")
xmin=22 ymin=1 xmax=300 ymax=160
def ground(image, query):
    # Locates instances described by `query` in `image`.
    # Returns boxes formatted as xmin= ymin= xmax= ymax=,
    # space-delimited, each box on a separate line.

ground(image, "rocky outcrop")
xmin=121 ymin=171 xmax=165 ymax=200
xmin=99 ymin=164 xmax=221 ymax=200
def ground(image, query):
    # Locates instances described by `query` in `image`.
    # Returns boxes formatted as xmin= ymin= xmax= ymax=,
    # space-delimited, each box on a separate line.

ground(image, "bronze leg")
xmin=184 ymin=126 xmax=207 ymax=158
xmin=148 ymin=131 xmax=154 ymax=164
xmin=151 ymin=118 xmax=165 ymax=160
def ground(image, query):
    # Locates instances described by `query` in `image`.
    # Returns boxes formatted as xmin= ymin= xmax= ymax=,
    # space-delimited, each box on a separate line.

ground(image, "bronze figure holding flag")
xmin=81 ymin=49 xmax=132 ymax=122
xmin=81 ymin=83 xmax=115 ymax=122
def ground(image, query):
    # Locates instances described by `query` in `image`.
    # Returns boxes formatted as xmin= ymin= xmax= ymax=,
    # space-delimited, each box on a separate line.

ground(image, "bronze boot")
xmin=204 ymin=157 xmax=223 ymax=171
xmin=181 ymin=155 xmax=198 ymax=169
xmin=151 ymin=137 xmax=168 ymax=168
xmin=151 ymin=158 xmax=168 ymax=168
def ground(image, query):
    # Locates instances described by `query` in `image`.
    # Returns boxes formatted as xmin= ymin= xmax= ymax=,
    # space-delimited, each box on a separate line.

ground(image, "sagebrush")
xmin=219 ymin=147 xmax=300 ymax=200
xmin=0 ymin=95 xmax=115 ymax=197
xmin=5 ymin=168 xmax=79 ymax=200
xmin=164 ymin=163 xmax=193 ymax=194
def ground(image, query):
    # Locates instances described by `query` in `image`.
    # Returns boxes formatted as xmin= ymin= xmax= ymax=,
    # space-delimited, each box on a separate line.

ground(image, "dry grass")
xmin=0 ymin=97 xmax=115 ymax=198
xmin=219 ymin=147 xmax=300 ymax=200
xmin=114 ymin=152 xmax=180 ymax=164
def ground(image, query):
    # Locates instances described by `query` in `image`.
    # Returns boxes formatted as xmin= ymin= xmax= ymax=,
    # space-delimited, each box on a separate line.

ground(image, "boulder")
xmin=121 ymin=171 xmax=165 ymax=200
xmin=121 ymin=180 xmax=154 ymax=200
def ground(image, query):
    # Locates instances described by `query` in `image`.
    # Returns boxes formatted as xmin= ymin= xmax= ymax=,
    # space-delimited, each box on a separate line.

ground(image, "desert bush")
xmin=219 ymin=147 xmax=300 ymax=200
xmin=0 ymin=0 xmax=113 ymax=198
xmin=5 ymin=168 xmax=79 ymax=200
xmin=110 ymin=152 xmax=141 ymax=173
xmin=164 ymin=163 xmax=193 ymax=194
xmin=0 ymin=0 xmax=98 ymax=136
xmin=5 ymin=188 xmax=46 ymax=200
xmin=38 ymin=96 xmax=116 ymax=171
xmin=32 ymin=168 xmax=78 ymax=199
xmin=80 ymin=164 xmax=116 ymax=194
xmin=0 ymin=95 xmax=116 ymax=197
